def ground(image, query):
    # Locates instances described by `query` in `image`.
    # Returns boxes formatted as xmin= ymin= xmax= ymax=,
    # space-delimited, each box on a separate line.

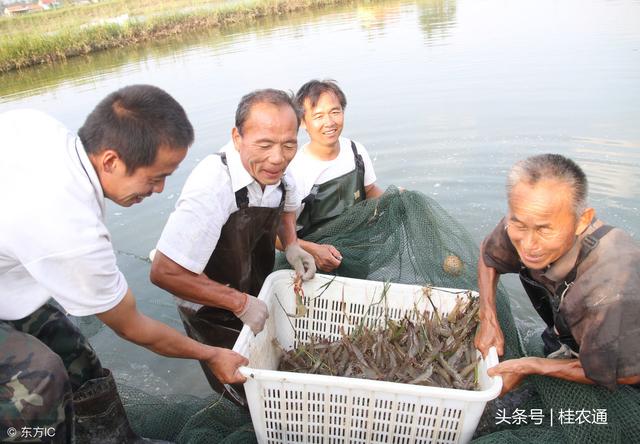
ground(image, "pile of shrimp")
xmin=278 ymin=286 xmax=480 ymax=391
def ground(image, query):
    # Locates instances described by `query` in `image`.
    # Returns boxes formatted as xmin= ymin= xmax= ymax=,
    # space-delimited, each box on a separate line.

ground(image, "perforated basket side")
xmin=289 ymin=278 xmax=473 ymax=348
xmin=234 ymin=271 xmax=502 ymax=444
xmin=243 ymin=377 xmax=488 ymax=444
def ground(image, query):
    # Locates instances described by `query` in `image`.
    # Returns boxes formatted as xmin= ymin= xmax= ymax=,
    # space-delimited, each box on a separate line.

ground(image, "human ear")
xmin=576 ymin=207 xmax=596 ymax=235
xmin=101 ymin=149 xmax=120 ymax=174
xmin=231 ymin=127 xmax=242 ymax=152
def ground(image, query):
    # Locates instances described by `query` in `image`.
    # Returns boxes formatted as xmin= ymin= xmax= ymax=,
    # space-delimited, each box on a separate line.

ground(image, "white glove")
xmin=233 ymin=293 xmax=268 ymax=335
xmin=285 ymin=243 xmax=317 ymax=281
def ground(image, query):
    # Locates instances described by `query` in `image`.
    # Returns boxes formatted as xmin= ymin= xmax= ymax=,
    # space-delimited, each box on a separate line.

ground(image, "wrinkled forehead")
xmin=508 ymin=179 xmax=576 ymax=215
xmin=242 ymin=103 xmax=298 ymax=134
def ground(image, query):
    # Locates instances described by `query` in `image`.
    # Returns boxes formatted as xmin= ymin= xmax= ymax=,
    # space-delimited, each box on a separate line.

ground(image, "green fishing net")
xmin=120 ymin=386 xmax=256 ymax=443
xmin=273 ymin=186 xmax=640 ymax=443
xmin=119 ymin=186 xmax=638 ymax=443
xmin=275 ymin=186 xmax=520 ymax=361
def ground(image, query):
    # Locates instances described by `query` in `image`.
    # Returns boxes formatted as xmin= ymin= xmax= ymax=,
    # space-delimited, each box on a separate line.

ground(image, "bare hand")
xmin=310 ymin=244 xmax=342 ymax=272
xmin=474 ymin=316 xmax=505 ymax=357
xmin=488 ymin=358 xmax=533 ymax=396
xmin=205 ymin=348 xmax=249 ymax=384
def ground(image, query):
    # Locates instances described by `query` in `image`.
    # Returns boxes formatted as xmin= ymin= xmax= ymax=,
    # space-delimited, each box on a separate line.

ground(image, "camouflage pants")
xmin=0 ymin=303 xmax=103 ymax=443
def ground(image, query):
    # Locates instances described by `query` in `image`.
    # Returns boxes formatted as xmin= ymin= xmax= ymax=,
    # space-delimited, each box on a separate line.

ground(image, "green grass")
xmin=0 ymin=0 xmax=358 ymax=73
xmin=0 ymin=0 xmax=227 ymax=37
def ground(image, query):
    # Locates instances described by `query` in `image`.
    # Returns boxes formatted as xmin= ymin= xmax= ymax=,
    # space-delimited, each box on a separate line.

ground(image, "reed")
xmin=0 ymin=0 xmax=358 ymax=73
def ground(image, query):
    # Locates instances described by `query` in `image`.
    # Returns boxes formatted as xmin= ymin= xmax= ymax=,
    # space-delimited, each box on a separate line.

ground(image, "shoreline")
xmin=0 ymin=0 xmax=361 ymax=73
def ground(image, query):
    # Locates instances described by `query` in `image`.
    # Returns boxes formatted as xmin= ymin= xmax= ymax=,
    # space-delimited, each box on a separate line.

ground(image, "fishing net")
xmin=472 ymin=343 xmax=640 ymax=444
xmin=120 ymin=385 xmax=256 ymax=443
xmin=279 ymin=186 xmax=484 ymax=289
xmin=275 ymin=186 xmax=522 ymax=362
xmin=117 ymin=185 xmax=638 ymax=443
xmin=272 ymin=186 xmax=640 ymax=443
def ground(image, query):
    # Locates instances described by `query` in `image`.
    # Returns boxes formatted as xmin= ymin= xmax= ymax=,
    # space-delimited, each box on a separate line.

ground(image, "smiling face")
xmin=506 ymin=179 xmax=593 ymax=270
xmin=301 ymin=91 xmax=344 ymax=149
xmin=97 ymin=145 xmax=187 ymax=207
xmin=232 ymin=102 xmax=299 ymax=187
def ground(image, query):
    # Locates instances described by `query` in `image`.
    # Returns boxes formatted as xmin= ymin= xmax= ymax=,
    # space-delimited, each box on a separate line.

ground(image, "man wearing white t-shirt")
xmin=150 ymin=89 xmax=315 ymax=405
xmin=284 ymin=80 xmax=384 ymax=272
xmin=0 ymin=85 xmax=247 ymax=443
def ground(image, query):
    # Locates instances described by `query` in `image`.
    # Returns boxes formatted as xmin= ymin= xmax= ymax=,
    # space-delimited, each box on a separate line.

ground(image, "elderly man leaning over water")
xmin=474 ymin=153 xmax=640 ymax=395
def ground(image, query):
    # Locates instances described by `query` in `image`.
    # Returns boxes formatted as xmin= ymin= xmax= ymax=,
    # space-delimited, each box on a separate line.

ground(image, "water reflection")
xmin=0 ymin=0 xmax=458 ymax=101
xmin=355 ymin=4 xmax=401 ymax=38
xmin=0 ymin=27 xmax=229 ymax=102
xmin=417 ymin=0 xmax=456 ymax=42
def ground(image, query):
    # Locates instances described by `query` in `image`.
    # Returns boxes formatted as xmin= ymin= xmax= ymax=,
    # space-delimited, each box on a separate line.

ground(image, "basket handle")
xmin=486 ymin=346 xmax=500 ymax=368
xmin=238 ymin=366 xmax=253 ymax=378
xmin=232 ymin=327 xmax=252 ymax=357
xmin=485 ymin=347 xmax=503 ymax=396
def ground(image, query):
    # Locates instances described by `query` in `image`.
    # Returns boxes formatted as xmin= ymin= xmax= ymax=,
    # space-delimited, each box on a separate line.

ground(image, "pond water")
xmin=1 ymin=0 xmax=639 ymax=396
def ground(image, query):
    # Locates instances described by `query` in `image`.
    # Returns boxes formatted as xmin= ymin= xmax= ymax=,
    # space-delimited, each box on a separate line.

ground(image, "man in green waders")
xmin=0 ymin=85 xmax=248 ymax=444
xmin=150 ymin=89 xmax=316 ymax=406
xmin=282 ymin=79 xmax=384 ymax=272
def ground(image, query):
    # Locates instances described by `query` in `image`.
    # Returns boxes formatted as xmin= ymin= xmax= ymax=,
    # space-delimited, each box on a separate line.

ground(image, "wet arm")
xmin=99 ymin=289 xmax=220 ymax=359
xmin=150 ymin=250 xmax=244 ymax=312
xmin=478 ymin=241 xmax=500 ymax=325
xmin=491 ymin=357 xmax=640 ymax=389
xmin=365 ymin=183 xmax=384 ymax=199
xmin=276 ymin=212 xmax=341 ymax=271
xmin=542 ymin=358 xmax=599 ymax=384
xmin=474 ymin=240 xmax=505 ymax=356
xmin=534 ymin=358 xmax=640 ymax=385
xmin=97 ymin=290 xmax=247 ymax=383
xmin=277 ymin=211 xmax=299 ymax=250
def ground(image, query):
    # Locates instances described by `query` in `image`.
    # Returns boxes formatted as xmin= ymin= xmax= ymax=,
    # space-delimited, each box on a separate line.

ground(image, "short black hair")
xmin=295 ymin=79 xmax=347 ymax=112
xmin=78 ymin=84 xmax=194 ymax=173
xmin=235 ymin=89 xmax=301 ymax=136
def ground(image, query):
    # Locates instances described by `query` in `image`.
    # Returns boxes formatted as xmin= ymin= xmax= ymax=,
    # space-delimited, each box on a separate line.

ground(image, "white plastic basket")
xmin=233 ymin=270 xmax=502 ymax=444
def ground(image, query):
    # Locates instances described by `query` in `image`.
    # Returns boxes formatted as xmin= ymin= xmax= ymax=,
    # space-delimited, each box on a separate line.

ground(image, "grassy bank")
xmin=0 ymin=0 xmax=358 ymax=73
xmin=0 ymin=0 xmax=225 ymax=37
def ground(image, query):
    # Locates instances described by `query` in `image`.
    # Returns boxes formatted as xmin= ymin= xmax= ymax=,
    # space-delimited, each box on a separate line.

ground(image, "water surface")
xmin=2 ymin=0 xmax=639 ymax=395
